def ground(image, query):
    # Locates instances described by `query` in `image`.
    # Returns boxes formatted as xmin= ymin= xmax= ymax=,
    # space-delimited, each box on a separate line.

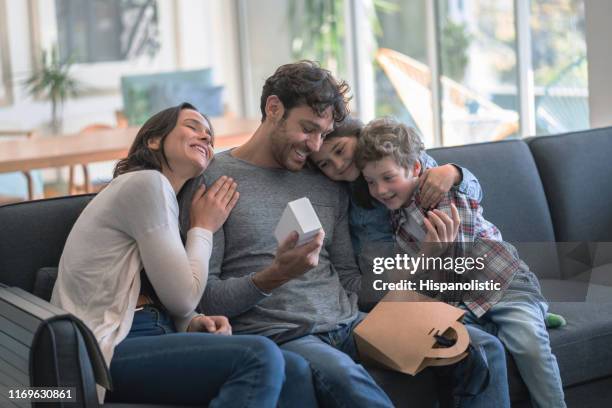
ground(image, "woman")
xmin=51 ymin=103 xmax=316 ymax=407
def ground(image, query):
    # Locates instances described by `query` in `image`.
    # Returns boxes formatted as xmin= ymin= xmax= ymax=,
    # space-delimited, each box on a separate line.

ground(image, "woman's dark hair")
xmin=260 ymin=60 xmax=351 ymax=124
xmin=113 ymin=102 xmax=213 ymax=177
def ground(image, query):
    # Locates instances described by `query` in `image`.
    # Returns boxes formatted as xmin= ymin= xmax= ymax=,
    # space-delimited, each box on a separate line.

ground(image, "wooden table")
xmin=0 ymin=118 xmax=259 ymax=199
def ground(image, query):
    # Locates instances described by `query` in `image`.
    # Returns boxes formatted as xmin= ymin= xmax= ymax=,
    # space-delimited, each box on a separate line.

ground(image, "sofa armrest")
xmin=0 ymin=285 xmax=111 ymax=406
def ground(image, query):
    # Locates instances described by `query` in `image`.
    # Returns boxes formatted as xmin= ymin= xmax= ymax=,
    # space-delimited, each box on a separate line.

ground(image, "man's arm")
xmin=201 ymin=224 xmax=326 ymax=316
xmin=180 ymin=175 xmax=269 ymax=317
xmin=199 ymin=225 xmax=270 ymax=317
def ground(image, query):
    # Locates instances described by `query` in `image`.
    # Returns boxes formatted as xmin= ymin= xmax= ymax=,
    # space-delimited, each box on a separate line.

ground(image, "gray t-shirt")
xmin=179 ymin=150 xmax=361 ymax=337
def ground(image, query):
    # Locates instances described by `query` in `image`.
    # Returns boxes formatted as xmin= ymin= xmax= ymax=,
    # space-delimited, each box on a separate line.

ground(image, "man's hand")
xmin=187 ymin=315 xmax=232 ymax=335
xmin=252 ymin=229 xmax=325 ymax=293
xmin=419 ymin=165 xmax=462 ymax=209
xmin=422 ymin=204 xmax=460 ymax=257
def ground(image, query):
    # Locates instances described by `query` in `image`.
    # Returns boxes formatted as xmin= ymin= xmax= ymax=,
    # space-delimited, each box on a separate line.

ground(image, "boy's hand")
xmin=419 ymin=165 xmax=462 ymax=209
xmin=422 ymin=204 xmax=460 ymax=257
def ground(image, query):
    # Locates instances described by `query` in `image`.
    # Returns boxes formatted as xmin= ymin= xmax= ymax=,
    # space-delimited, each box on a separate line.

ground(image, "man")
xmin=179 ymin=61 xmax=510 ymax=407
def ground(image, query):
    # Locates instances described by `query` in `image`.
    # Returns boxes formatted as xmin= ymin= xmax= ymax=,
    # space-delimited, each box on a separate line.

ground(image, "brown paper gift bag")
xmin=354 ymin=291 xmax=470 ymax=375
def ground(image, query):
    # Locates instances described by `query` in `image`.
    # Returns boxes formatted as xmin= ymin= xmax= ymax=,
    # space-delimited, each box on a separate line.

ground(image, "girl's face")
xmin=310 ymin=135 xmax=361 ymax=182
xmin=150 ymin=109 xmax=214 ymax=179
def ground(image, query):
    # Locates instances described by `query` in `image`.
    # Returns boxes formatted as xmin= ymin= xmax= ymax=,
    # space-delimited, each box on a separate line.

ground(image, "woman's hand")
xmin=418 ymin=165 xmax=462 ymax=209
xmin=422 ymin=204 xmax=460 ymax=257
xmin=190 ymin=176 xmax=239 ymax=232
xmin=187 ymin=314 xmax=232 ymax=335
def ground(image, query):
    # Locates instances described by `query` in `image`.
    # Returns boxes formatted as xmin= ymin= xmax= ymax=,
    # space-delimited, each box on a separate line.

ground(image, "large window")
xmin=238 ymin=0 xmax=348 ymax=117
xmin=437 ymin=0 xmax=519 ymax=146
xmin=238 ymin=0 xmax=589 ymax=145
xmin=374 ymin=1 xmax=433 ymax=143
xmin=30 ymin=0 xmax=178 ymax=91
xmin=531 ymin=0 xmax=588 ymax=135
xmin=55 ymin=0 xmax=160 ymax=64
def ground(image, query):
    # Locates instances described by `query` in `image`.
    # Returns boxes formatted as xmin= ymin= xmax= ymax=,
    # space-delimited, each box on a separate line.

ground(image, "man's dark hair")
xmin=114 ymin=102 xmax=213 ymax=177
xmin=260 ymin=60 xmax=351 ymax=124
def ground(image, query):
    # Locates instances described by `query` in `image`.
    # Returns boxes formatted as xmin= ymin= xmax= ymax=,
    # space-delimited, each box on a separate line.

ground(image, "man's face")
xmin=269 ymin=105 xmax=335 ymax=171
xmin=362 ymin=156 xmax=421 ymax=210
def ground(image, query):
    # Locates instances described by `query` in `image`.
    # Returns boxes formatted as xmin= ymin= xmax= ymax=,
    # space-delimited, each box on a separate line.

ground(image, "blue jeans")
xmin=281 ymin=313 xmax=393 ymax=408
xmin=280 ymin=312 xmax=511 ymax=408
xmin=456 ymin=325 xmax=511 ymax=408
xmin=462 ymin=272 xmax=566 ymax=408
xmin=106 ymin=306 xmax=318 ymax=407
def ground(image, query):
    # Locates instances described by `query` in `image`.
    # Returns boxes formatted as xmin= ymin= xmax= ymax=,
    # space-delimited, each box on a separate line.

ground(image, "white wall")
xmin=585 ymin=0 xmax=612 ymax=128
xmin=0 ymin=0 xmax=245 ymax=133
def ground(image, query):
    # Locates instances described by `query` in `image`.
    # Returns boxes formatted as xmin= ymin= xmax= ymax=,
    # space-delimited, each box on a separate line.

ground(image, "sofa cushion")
xmin=506 ymin=278 xmax=612 ymax=389
xmin=528 ymin=127 xmax=612 ymax=242
xmin=548 ymin=299 xmax=612 ymax=387
xmin=0 ymin=195 xmax=93 ymax=291
xmin=428 ymin=141 xmax=559 ymax=278
xmin=33 ymin=267 xmax=58 ymax=301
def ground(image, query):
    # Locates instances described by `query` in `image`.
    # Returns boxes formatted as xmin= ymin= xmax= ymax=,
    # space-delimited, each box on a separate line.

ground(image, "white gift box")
xmin=274 ymin=197 xmax=322 ymax=246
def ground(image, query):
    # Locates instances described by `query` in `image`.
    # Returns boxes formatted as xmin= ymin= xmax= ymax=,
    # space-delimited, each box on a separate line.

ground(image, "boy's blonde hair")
xmin=354 ymin=117 xmax=424 ymax=171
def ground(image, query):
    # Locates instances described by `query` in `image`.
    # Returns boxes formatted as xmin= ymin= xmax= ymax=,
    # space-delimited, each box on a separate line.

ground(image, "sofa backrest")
xmin=528 ymin=126 xmax=612 ymax=242
xmin=428 ymin=140 xmax=560 ymax=278
xmin=0 ymin=195 xmax=93 ymax=291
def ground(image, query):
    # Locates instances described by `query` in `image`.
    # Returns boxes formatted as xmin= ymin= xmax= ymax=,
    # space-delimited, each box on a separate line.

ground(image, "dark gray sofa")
xmin=1 ymin=127 xmax=611 ymax=407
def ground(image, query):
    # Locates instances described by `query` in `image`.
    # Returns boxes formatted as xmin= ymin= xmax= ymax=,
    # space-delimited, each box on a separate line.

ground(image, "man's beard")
xmin=270 ymin=119 xmax=305 ymax=172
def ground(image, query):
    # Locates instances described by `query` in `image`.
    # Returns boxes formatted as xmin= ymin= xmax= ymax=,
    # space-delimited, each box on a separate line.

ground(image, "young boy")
xmin=354 ymin=117 xmax=566 ymax=408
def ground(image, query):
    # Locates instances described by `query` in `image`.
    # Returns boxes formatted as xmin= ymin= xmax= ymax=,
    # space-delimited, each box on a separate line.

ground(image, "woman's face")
xmin=310 ymin=135 xmax=361 ymax=182
xmin=151 ymin=109 xmax=214 ymax=179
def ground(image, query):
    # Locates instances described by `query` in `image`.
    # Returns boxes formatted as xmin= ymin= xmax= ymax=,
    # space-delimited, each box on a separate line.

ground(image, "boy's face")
xmin=362 ymin=156 xmax=421 ymax=210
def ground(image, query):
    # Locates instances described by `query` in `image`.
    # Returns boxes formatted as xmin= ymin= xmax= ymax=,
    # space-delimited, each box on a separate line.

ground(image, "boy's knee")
xmin=511 ymin=331 xmax=551 ymax=360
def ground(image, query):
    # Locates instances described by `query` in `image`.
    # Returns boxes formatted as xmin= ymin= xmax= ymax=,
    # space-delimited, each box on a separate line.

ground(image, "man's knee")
xmin=282 ymin=350 xmax=312 ymax=381
xmin=309 ymin=350 xmax=368 ymax=386
xmin=467 ymin=325 xmax=505 ymax=359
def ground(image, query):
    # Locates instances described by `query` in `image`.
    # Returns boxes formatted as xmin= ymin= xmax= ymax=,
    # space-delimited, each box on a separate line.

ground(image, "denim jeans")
xmin=457 ymin=325 xmax=511 ymax=408
xmin=281 ymin=312 xmax=393 ymax=408
xmin=106 ymin=306 xmax=318 ymax=408
xmin=462 ymin=272 xmax=566 ymax=408
xmin=280 ymin=311 xmax=515 ymax=408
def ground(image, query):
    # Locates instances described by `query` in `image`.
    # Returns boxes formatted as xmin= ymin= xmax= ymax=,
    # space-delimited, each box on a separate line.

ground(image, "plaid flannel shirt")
xmin=391 ymin=189 xmax=521 ymax=317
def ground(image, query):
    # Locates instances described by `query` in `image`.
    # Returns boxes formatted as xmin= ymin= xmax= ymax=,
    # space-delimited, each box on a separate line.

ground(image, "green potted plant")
xmin=24 ymin=46 xmax=81 ymax=133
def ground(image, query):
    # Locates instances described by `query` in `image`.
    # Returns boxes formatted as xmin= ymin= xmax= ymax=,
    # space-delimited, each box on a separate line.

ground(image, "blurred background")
xmin=0 ymin=0 xmax=607 ymax=202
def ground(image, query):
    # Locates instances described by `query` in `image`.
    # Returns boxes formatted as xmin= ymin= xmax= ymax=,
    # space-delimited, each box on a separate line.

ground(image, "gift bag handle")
xmin=425 ymin=321 xmax=470 ymax=359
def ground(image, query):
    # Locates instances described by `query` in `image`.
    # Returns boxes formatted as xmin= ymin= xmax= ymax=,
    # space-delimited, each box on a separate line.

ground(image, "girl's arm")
xmin=419 ymin=152 xmax=483 ymax=208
